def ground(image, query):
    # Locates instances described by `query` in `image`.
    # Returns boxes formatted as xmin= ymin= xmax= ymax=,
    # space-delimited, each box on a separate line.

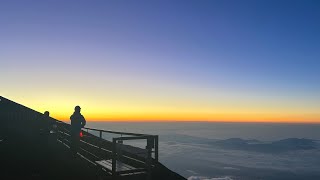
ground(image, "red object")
xmin=80 ymin=131 xmax=83 ymax=137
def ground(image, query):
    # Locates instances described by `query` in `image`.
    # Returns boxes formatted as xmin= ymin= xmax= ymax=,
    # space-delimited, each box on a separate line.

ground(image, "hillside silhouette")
xmin=0 ymin=96 xmax=186 ymax=180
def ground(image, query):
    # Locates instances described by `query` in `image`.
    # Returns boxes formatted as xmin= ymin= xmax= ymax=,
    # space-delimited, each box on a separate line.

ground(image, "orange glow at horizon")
xmin=56 ymin=112 xmax=320 ymax=124
xmin=3 ymin=93 xmax=320 ymax=124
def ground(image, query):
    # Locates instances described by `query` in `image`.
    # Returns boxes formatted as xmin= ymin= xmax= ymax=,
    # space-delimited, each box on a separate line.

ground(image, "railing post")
xmin=99 ymin=130 xmax=103 ymax=150
xmin=155 ymin=135 xmax=159 ymax=162
xmin=99 ymin=130 xmax=102 ymax=139
xmin=117 ymin=139 xmax=123 ymax=159
xmin=146 ymin=137 xmax=153 ymax=180
xmin=57 ymin=123 xmax=61 ymax=140
xmin=112 ymin=138 xmax=117 ymax=177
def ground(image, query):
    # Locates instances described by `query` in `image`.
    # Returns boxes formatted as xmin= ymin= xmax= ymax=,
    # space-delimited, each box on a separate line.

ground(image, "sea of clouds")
xmin=159 ymin=137 xmax=320 ymax=179
xmin=87 ymin=122 xmax=320 ymax=179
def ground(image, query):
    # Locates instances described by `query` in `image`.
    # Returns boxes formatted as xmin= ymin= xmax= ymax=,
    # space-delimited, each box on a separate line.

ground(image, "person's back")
xmin=70 ymin=112 xmax=85 ymax=132
xmin=70 ymin=105 xmax=86 ymax=156
xmin=34 ymin=111 xmax=50 ymax=138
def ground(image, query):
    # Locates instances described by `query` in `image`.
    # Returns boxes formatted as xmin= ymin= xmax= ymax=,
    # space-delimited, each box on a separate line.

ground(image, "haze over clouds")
xmin=85 ymin=122 xmax=320 ymax=179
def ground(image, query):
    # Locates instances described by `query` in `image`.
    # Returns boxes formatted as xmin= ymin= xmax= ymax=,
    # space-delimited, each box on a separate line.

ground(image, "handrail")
xmin=82 ymin=127 xmax=150 ymax=137
xmin=55 ymin=124 xmax=159 ymax=178
xmin=82 ymin=126 xmax=159 ymax=161
xmin=113 ymin=135 xmax=152 ymax=141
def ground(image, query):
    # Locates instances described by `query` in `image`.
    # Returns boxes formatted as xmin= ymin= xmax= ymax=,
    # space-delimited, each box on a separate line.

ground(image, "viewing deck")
xmin=0 ymin=96 xmax=186 ymax=180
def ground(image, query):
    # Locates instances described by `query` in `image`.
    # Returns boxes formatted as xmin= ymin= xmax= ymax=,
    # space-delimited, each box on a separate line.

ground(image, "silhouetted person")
xmin=70 ymin=105 xmax=86 ymax=156
xmin=33 ymin=111 xmax=51 ymax=142
xmin=33 ymin=111 xmax=52 ymax=176
xmin=39 ymin=111 xmax=57 ymax=140
xmin=40 ymin=111 xmax=50 ymax=135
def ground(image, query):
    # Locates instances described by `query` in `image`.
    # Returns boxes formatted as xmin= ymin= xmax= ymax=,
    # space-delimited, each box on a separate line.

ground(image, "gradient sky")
xmin=1 ymin=0 xmax=319 ymax=122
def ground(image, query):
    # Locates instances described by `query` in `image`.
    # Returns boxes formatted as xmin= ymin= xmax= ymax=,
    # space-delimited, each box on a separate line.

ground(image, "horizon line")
xmin=58 ymin=119 xmax=320 ymax=124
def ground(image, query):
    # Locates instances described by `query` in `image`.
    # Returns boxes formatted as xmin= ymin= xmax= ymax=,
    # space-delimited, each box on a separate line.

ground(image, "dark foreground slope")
xmin=0 ymin=132 xmax=97 ymax=179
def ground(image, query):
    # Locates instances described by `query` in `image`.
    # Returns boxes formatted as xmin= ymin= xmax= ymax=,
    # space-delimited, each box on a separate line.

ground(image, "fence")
xmin=56 ymin=122 xmax=159 ymax=178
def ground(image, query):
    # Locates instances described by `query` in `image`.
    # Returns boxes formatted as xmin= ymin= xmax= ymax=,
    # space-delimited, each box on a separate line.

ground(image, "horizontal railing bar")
xmin=113 ymin=135 xmax=153 ymax=141
xmin=80 ymin=140 xmax=100 ymax=149
xmin=79 ymin=147 xmax=100 ymax=159
xmin=83 ymin=127 xmax=150 ymax=137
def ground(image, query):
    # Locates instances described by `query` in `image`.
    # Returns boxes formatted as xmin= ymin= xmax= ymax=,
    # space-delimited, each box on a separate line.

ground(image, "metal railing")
xmin=56 ymin=122 xmax=158 ymax=178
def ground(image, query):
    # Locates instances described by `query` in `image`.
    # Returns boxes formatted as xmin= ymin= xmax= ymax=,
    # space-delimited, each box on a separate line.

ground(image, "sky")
xmin=1 ymin=0 xmax=319 ymax=122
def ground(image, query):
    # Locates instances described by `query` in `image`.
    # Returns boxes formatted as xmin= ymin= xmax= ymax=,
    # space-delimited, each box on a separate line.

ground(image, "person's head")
xmin=75 ymin=105 xmax=81 ymax=113
xmin=44 ymin=111 xmax=49 ymax=117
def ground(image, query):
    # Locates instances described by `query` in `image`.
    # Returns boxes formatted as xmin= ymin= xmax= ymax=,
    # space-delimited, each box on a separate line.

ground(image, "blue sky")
xmin=1 ymin=0 xmax=319 ymax=121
